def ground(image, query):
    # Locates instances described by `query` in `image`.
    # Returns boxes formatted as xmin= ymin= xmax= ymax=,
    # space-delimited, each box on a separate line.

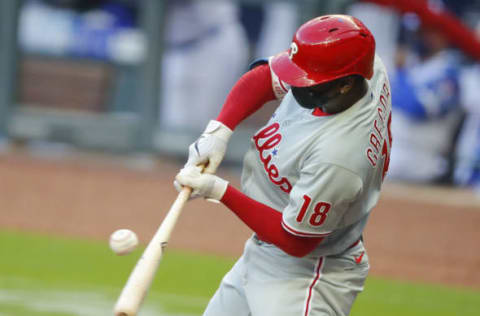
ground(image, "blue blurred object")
xmin=442 ymin=0 xmax=476 ymax=16
xmin=239 ymin=4 xmax=264 ymax=46
xmin=390 ymin=68 xmax=427 ymax=119
xmin=391 ymin=51 xmax=460 ymax=121
xmin=69 ymin=2 xmax=135 ymax=59
xmin=19 ymin=0 xmax=142 ymax=63
xmin=454 ymin=64 xmax=480 ymax=190
xmin=387 ymin=48 xmax=463 ymax=184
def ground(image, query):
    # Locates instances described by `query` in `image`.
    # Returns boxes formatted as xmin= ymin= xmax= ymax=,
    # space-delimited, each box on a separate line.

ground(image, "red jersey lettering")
xmin=253 ymin=123 xmax=292 ymax=193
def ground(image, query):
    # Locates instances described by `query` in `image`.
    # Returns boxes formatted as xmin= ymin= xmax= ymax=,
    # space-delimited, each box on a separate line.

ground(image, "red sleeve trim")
xmin=281 ymin=221 xmax=332 ymax=238
xmin=312 ymin=107 xmax=331 ymax=117
xmin=216 ymin=64 xmax=276 ymax=130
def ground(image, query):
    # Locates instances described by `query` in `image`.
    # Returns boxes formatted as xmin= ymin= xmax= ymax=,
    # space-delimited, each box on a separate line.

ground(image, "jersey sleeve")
xmin=282 ymin=163 xmax=363 ymax=237
xmin=268 ymin=56 xmax=290 ymax=100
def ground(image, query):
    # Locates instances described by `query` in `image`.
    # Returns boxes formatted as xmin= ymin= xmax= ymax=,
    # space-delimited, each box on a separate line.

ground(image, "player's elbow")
xmin=283 ymin=247 xmax=312 ymax=258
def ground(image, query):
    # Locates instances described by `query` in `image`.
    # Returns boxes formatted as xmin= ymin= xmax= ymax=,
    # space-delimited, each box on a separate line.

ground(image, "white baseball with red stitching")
xmin=109 ymin=229 xmax=138 ymax=256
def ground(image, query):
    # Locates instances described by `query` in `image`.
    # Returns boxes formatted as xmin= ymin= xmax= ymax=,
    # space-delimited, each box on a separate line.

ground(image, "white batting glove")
xmin=175 ymin=166 xmax=229 ymax=201
xmin=185 ymin=120 xmax=233 ymax=174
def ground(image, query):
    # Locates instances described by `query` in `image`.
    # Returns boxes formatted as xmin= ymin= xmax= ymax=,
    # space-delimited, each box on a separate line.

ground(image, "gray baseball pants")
xmin=203 ymin=235 xmax=369 ymax=316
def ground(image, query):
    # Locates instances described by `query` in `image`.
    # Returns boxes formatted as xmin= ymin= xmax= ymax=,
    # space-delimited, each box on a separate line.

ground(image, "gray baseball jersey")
xmin=241 ymin=54 xmax=392 ymax=256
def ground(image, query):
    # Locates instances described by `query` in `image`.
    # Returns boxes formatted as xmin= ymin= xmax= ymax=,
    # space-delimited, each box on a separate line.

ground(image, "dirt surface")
xmin=1 ymin=150 xmax=479 ymax=289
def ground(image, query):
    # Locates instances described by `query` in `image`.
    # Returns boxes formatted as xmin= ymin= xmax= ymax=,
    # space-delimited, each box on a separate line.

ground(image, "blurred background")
xmin=0 ymin=0 xmax=479 ymax=315
xmin=1 ymin=0 xmax=480 ymax=190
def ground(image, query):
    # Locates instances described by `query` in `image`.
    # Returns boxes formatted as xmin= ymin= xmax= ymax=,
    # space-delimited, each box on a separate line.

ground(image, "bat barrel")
xmin=114 ymin=241 xmax=164 ymax=315
xmin=113 ymin=187 xmax=192 ymax=315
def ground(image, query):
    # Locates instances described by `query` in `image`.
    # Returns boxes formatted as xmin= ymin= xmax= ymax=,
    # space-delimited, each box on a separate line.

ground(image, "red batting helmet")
xmin=270 ymin=14 xmax=376 ymax=87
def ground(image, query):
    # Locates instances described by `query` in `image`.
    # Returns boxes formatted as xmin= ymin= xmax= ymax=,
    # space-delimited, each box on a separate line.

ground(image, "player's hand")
xmin=174 ymin=166 xmax=228 ymax=201
xmin=185 ymin=120 xmax=233 ymax=174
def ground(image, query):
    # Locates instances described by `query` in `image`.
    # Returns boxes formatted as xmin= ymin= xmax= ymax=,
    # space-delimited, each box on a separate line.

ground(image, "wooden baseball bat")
xmin=114 ymin=186 xmax=192 ymax=316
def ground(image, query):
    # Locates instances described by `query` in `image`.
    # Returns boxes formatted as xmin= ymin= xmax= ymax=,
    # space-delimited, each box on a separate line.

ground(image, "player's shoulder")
xmin=299 ymin=160 xmax=364 ymax=203
xmin=373 ymin=54 xmax=386 ymax=69
xmin=304 ymin=160 xmax=363 ymax=183
xmin=248 ymin=58 xmax=269 ymax=70
xmin=306 ymin=109 xmax=379 ymax=177
xmin=306 ymin=131 xmax=370 ymax=176
xmin=249 ymin=56 xmax=290 ymax=99
xmin=371 ymin=54 xmax=389 ymax=82
xmin=370 ymin=55 xmax=392 ymax=106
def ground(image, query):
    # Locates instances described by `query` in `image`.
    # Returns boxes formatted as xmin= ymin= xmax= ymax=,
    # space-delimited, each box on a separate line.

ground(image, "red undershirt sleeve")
xmin=216 ymin=64 xmax=277 ymax=130
xmin=220 ymin=185 xmax=324 ymax=257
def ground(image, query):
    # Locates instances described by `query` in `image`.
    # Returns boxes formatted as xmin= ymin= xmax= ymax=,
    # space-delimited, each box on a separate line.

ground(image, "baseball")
xmin=109 ymin=229 xmax=138 ymax=256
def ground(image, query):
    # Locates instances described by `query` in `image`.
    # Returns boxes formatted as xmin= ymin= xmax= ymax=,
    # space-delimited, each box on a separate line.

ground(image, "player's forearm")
xmin=216 ymin=64 xmax=276 ymax=130
xmin=220 ymin=185 xmax=323 ymax=257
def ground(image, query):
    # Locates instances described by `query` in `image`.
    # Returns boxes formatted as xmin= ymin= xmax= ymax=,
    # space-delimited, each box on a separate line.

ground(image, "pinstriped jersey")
xmin=240 ymin=55 xmax=392 ymax=256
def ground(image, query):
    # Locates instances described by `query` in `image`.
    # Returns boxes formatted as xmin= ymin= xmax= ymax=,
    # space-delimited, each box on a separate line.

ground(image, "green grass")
xmin=1 ymin=229 xmax=479 ymax=315
xmin=353 ymin=278 xmax=480 ymax=316
xmin=0 ymin=229 xmax=231 ymax=315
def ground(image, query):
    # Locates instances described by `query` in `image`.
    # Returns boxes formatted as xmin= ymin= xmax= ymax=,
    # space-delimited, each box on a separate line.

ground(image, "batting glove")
xmin=185 ymin=120 xmax=233 ymax=174
xmin=175 ymin=166 xmax=229 ymax=201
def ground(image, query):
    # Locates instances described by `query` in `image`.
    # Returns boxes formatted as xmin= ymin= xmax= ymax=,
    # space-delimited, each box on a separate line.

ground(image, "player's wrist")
xmin=204 ymin=120 xmax=233 ymax=141
xmin=174 ymin=166 xmax=228 ymax=201
xmin=209 ymin=176 xmax=229 ymax=201
xmin=185 ymin=120 xmax=232 ymax=174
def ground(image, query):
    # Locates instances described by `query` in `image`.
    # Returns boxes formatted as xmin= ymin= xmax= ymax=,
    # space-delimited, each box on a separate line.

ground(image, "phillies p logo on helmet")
xmin=289 ymin=42 xmax=298 ymax=59
xmin=271 ymin=14 xmax=376 ymax=87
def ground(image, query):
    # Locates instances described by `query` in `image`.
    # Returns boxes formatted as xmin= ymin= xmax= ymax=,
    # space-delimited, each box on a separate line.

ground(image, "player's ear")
xmin=340 ymin=77 xmax=355 ymax=94
xmin=340 ymin=85 xmax=351 ymax=94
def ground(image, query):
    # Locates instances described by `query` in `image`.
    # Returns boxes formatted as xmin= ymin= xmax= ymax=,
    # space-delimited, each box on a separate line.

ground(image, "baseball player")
xmin=175 ymin=15 xmax=392 ymax=316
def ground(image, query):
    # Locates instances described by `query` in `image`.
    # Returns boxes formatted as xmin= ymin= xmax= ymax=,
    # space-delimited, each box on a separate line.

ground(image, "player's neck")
xmin=347 ymin=79 xmax=368 ymax=105
xmin=323 ymin=80 xmax=368 ymax=114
